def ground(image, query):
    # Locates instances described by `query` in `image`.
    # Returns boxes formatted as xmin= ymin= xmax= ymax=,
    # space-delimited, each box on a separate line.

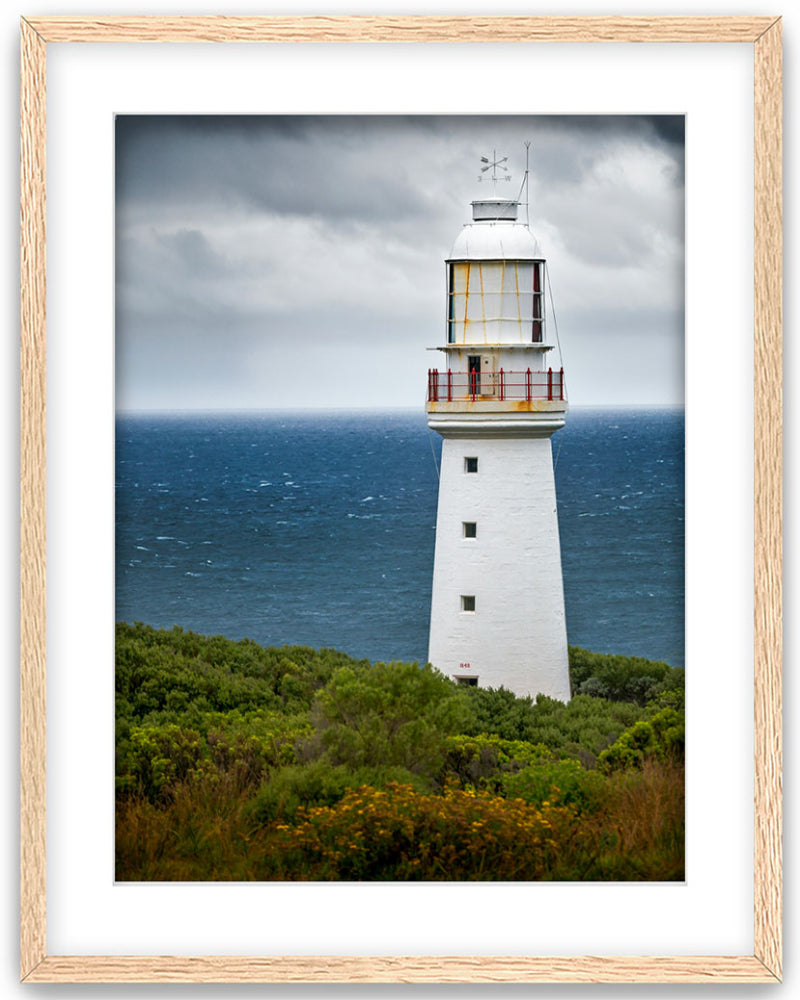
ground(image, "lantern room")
xmin=447 ymin=197 xmax=547 ymax=346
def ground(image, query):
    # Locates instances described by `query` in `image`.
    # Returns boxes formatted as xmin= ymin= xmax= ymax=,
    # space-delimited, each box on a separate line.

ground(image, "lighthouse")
xmin=426 ymin=155 xmax=571 ymax=702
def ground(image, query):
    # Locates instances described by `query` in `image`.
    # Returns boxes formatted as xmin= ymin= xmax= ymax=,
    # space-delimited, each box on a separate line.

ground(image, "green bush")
xmin=502 ymin=758 xmax=607 ymax=815
xmin=116 ymin=622 xmax=367 ymax=725
xmin=441 ymin=733 xmax=552 ymax=790
xmin=118 ymin=724 xmax=208 ymax=800
xmin=598 ymin=707 xmax=685 ymax=772
xmin=116 ymin=713 xmax=314 ymax=800
xmin=568 ymin=646 xmax=684 ymax=706
xmin=310 ymin=661 xmax=471 ymax=775
xmin=461 ymin=685 xmax=644 ymax=761
xmin=248 ymin=761 xmax=426 ymax=824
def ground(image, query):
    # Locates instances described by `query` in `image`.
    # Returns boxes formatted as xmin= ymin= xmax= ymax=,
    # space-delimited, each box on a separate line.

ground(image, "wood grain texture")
xmin=19 ymin=15 xmax=47 ymax=984
xmin=21 ymin=955 xmax=779 ymax=985
xmin=753 ymin=17 xmax=783 ymax=983
xmin=17 ymin=12 xmax=783 ymax=986
xmin=24 ymin=14 xmax=777 ymax=44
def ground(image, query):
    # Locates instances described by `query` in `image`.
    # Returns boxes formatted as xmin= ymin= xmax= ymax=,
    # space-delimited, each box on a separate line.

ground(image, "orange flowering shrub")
xmin=258 ymin=782 xmax=577 ymax=881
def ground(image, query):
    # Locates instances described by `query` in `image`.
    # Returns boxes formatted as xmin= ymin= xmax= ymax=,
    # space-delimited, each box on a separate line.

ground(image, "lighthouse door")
xmin=468 ymin=355 xmax=481 ymax=397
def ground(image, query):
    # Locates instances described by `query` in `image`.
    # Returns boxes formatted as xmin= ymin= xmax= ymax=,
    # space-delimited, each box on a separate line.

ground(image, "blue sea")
xmin=116 ymin=408 xmax=684 ymax=668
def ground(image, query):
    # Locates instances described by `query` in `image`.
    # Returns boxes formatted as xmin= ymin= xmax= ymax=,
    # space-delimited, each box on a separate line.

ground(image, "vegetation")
xmin=116 ymin=623 xmax=684 ymax=881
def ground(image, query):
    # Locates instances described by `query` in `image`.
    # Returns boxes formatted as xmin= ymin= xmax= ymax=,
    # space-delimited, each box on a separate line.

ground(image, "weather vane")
xmin=477 ymin=150 xmax=512 ymax=188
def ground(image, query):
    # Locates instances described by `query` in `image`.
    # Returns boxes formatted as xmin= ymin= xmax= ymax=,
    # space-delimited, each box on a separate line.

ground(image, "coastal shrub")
xmin=190 ymin=707 xmax=312 ymax=745
xmin=502 ymin=759 xmax=606 ymax=815
xmin=598 ymin=707 xmax=685 ymax=772
xmin=310 ymin=661 xmax=472 ymax=775
xmin=248 ymin=761 xmax=426 ymax=824
xmin=204 ymin=730 xmax=291 ymax=786
xmin=461 ymin=686 xmax=644 ymax=760
xmin=645 ymin=685 xmax=685 ymax=712
xmin=118 ymin=724 xmax=208 ymax=800
xmin=258 ymin=783 xmax=577 ymax=881
xmin=117 ymin=713 xmax=314 ymax=800
xmin=532 ymin=694 xmax=644 ymax=756
xmin=441 ymin=734 xmax=552 ymax=790
xmin=568 ymin=646 xmax=684 ymax=706
xmin=116 ymin=622 xmax=368 ymax=724
xmin=462 ymin=686 xmax=540 ymax=741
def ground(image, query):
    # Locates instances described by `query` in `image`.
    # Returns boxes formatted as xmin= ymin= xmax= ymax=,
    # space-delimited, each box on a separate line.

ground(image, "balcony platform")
xmin=427 ymin=398 xmax=566 ymax=413
xmin=426 ymin=399 xmax=567 ymax=438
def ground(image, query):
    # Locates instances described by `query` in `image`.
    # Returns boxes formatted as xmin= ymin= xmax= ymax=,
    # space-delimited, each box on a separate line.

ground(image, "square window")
xmin=461 ymin=595 xmax=476 ymax=612
xmin=455 ymin=676 xmax=478 ymax=687
xmin=462 ymin=522 xmax=477 ymax=538
xmin=465 ymin=457 xmax=478 ymax=473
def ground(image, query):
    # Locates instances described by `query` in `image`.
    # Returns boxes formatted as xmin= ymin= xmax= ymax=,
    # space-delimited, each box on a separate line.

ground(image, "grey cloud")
xmin=117 ymin=114 xmax=684 ymax=225
xmin=116 ymin=115 xmax=441 ymax=226
xmin=117 ymin=230 xmax=248 ymax=328
xmin=156 ymin=229 xmax=235 ymax=280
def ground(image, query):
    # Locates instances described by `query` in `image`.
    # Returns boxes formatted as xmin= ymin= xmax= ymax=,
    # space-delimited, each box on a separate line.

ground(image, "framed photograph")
xmin=20 ymin=15 xmax=781 ymax=984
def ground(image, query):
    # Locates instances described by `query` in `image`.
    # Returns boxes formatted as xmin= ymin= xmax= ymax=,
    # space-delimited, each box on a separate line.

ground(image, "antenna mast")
xmin=524 ymin=140 xmax=531 ymax=228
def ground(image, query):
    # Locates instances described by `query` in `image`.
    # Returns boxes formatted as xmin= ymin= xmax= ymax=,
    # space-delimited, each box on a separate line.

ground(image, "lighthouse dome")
xmin=450 ymin=199 xmax=542 ymax=261
xmin=450 ymin=223 xmax=542 ymax=261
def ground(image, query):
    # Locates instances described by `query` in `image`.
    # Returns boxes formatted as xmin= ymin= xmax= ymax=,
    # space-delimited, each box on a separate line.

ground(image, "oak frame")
xmin=19 ymin=14 xmax=782 ymax=984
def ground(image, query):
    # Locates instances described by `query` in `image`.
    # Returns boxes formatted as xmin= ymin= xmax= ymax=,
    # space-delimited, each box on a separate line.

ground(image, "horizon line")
xmin=115 ymin=402 xmax=685 ymax=416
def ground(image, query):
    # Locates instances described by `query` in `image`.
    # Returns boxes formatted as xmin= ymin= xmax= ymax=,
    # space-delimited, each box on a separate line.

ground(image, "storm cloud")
xmin=115 ymin=115 xmax=684 ymax=410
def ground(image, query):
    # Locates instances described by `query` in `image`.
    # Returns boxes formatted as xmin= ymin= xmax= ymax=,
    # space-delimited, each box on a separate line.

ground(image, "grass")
xmin=116 ymin=760 xmax=684 ymax=882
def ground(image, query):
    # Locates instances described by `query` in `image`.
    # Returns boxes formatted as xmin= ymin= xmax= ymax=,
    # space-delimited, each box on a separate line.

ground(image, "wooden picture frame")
xmin=19 ymin=15 xmax=782 ymax=984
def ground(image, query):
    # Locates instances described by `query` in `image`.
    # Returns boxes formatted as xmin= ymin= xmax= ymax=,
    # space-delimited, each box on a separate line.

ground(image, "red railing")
xmin=427 ymin=368 xmax=565 ymax=403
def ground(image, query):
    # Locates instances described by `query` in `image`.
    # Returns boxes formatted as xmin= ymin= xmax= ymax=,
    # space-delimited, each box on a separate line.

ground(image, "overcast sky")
xmin=115 ymin=115 xmax=684 ymax=411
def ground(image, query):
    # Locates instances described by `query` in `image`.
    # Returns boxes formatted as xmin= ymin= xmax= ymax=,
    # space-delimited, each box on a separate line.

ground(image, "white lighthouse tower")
xmin=426 ymin=155 xmax=571 ymax=702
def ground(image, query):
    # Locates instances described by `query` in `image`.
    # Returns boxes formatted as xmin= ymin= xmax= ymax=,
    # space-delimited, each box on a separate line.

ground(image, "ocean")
xmin=115 ymin=408 xmax=684 ymax=669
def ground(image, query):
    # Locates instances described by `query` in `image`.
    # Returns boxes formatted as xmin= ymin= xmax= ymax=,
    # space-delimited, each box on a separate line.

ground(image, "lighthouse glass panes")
xmin=533 ymin=261 xmax=544 ymax=342
xmin=448 ymin=261 xmax=544 ymax=343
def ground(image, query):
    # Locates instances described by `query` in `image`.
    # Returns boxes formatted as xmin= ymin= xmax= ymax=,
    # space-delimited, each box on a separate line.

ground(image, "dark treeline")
xmin=116 ymin=622 xmax=684 ymax=881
